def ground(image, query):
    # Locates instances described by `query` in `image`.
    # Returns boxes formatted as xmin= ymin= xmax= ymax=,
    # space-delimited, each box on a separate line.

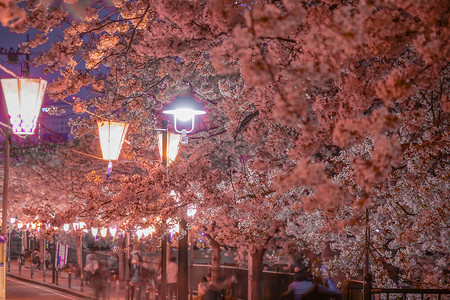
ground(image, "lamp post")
xmin=0 ymin=77 xmax=47 ymax=300
xmin=161 ymin=91 xmax=205 ymax=300
xmin=7 ymin=217 xmax=16 ymax=272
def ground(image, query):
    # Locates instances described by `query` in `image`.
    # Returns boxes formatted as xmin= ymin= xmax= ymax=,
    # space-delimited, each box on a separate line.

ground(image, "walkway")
xmin=6 ymin=261 xmax=157 ymax=300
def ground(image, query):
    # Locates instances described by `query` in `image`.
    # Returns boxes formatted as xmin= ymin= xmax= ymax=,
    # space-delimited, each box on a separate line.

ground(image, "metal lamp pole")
xmin=162 ymin=90 xmax=205 ymax=300
xmin=160 ymin=120 xmax=168 ymax=300
xmin=0 ymin=133 xmax=10 ymax=299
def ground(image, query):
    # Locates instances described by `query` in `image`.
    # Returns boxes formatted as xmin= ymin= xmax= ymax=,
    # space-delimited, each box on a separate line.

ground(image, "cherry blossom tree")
xmin=1 ymin=0 xmax=448 ymax=297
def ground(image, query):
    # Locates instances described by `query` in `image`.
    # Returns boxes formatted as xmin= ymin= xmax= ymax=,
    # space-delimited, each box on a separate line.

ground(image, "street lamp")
xmin=6 ymin=217 xmax=17 ymax=272
xmin=159 ymin=91 xmax=205 ymax=300
xmin=163 ymin=92 xmax=206 ymax=145
xmin=0 ymin=77 xmax=47 ymax=300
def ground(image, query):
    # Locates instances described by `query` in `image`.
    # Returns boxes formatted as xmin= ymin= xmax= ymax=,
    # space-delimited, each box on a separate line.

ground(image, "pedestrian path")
xmin=6 ymin=261 xmax=130 ymax=299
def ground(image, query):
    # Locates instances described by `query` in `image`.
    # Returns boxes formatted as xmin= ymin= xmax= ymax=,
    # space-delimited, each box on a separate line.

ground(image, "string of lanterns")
xmin=6 ymin=218 xmax=164 ymax=240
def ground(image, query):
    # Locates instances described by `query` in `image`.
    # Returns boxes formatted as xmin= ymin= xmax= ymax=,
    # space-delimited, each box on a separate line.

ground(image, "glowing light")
xmin=63 ymin=224 xmax=70 ymax=231
xmin=136 ymin=229 xmax=144 ymax=239
xmin=31 ymin=223 xmax=37 ymax=230
xmin=17 ymin=222 xmax=23 ymax=229
xmin=158 ymin=132 xmax=181 ymax=165
xmin=109 ymin=227 xmax=117 ymax=237
xmin=100 ymin=228 xmax=107 ymax=238
xmin=143 ymin=225 xmax=155 ymax=237
xmin=92 ymin=227 xmax=98 ymax=236
xmin=1 ymin=78 xmax=47 ymax=134
xmin=10 ymin=217 xmax=16 ymax=224
xmin=73 ymin=223 xmax=80 ymax=230
xmin=97 ymin=121 xmax=129 ymax=161
xmin=163 ymin=94 xmax=205 ymax=123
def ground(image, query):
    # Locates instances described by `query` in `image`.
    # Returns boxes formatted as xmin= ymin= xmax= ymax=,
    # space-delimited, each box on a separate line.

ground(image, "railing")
xmin=363 ymin=274 xmax=450 ymax=300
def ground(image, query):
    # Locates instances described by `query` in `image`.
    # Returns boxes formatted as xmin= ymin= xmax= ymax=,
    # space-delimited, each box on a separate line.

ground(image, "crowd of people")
xmin=17 ymin=247 xmax=340 ymax=300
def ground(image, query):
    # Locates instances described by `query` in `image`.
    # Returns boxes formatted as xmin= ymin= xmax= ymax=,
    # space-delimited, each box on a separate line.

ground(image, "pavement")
xmin=6 ymin=261 xmax=156 ymax=299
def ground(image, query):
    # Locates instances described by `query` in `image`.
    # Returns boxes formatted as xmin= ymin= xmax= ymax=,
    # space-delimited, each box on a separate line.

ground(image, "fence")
xmin=342 ymin=274 xmax=450 ymax=300
xmin=193 ymin=263 xmax=294 ymax=299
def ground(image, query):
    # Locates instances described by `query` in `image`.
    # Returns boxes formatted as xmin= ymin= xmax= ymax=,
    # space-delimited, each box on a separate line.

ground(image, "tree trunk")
xmin=250 ymin=248 xmax=265 ymax=300
xmin=210 ymin=238 xmax=221 ymax=288
xmin=76 ymin=235 xmax=83 ymax=270
xmin=119 ymin=235 xmax=126 ymax=281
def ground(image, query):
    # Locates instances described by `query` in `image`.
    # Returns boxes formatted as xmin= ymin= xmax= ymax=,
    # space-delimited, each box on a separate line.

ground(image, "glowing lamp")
xmin=163 ymin=93 xmax=205 ymax=145
xmin=10 ymin=217 xmax=16 ymax=224
xmin=158 ymin=132 xmax=181 ymax=165
xmin=109 ymin=227 xmax=117 ymax=237
xmin=92 ymin=227 xmax=98 ymax=236
xmin=100 ymin=228 xmax=107 ymax=238
xmin=17 ymin=222 xmax=23 ymax=229
xmin=97 ymin=121 xmax=129 ymax=161
xmin=163 ymin=94 xmax=205 ymax=122
xmin=0 ymin=78 xmax=47 ymax=134
xmin=63 ymin=224 xmax=70 ymax=231
xmin=73 ymin=223 xmax=80 ymax=230
xmin=136 ymin=229 xmax=144 ymax=239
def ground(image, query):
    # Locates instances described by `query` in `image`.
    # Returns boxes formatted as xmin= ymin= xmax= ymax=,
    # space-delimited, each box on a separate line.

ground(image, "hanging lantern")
xmin=158 ymin=132 xmax=182 ymax=165
xmin=63 ymin=224 xmax=70 ymax=231
xmin=100 ymin=228 xmax=107 ymax=238
xmin=31 ymin=223 xmax=37 ymax=230
xmin=92 ymin=227 xmax=98 ymax=236
xmin=97 ymin=120 xmax=129 ymax=161
xmin=73 ymin=222 xmax=80 ymax=231
xmin=79 ymin=222 xmax=86 ymax=230
xmin=136 ymin=229 xmax=144 ymax=239
xmin=10 ymin=217 xmax=16 ymax=224
xmin=17 ymin=222 xmax=23 ymax=229
xmin=109 ymin=227 xmax=117 ymax=237
xmin=0 ymin=78 xmax=47 ymax=134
